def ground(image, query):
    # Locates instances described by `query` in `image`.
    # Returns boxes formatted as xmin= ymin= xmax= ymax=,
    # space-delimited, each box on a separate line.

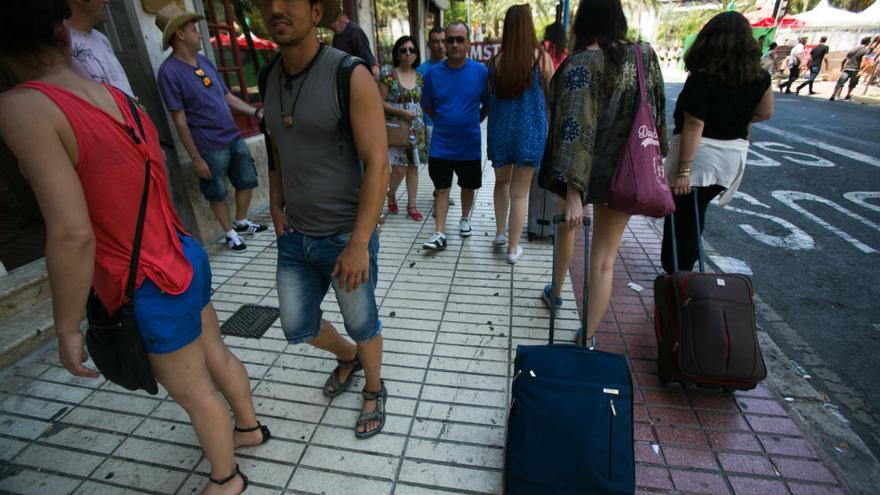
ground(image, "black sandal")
xmin=355 ymin=381 xmax=387 ymax=439
xmin=323 ymin=356 xmax=362 ymax=398
xmin=234 ymin=421 xmax=272 ymax=446
xmin=209 ymin=464 xmax=248 ymax=494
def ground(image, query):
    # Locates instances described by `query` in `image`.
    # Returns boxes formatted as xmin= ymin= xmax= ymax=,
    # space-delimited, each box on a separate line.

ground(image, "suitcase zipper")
xmin=608 ymin=399 xmax=616 ymax=478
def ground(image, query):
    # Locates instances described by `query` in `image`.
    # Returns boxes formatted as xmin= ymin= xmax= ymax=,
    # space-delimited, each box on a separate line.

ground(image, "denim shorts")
xmin=276 ymin=230 xmax=382 ymax=344
xmin=134 ymin=234 xmax=211 ymax=354
xmin=199 ymin=136 xmax=258 ymax=202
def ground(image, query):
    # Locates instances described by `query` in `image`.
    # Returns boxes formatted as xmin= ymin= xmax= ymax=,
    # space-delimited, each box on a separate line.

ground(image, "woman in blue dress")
xmin=487 ymin=4 xmax=553 ymax=264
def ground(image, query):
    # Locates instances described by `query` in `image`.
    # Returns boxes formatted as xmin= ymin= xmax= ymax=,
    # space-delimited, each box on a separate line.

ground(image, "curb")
xmin=645 ymin=217 xmax=880 ymax=495
xmin=851 ymin=94 xmax=880 ymax=105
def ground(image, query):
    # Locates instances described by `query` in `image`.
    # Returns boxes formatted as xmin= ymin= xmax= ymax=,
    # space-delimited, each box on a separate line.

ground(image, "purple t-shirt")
xmin=157 ymin=54 xmax=240 ymax=155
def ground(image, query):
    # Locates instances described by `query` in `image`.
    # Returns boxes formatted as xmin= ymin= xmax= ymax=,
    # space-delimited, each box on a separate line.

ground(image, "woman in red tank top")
xmin=0 ymin=2 xmax=264 ymax=493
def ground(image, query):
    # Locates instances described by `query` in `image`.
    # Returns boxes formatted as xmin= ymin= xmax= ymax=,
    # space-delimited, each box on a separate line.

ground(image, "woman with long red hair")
xmin=487 ymin=4 xmax=554 ymax=264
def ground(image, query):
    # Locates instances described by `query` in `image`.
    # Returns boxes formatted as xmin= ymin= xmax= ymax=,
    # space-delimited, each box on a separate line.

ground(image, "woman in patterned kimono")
xmin=540 ymin=0 xmax=667 ymax=348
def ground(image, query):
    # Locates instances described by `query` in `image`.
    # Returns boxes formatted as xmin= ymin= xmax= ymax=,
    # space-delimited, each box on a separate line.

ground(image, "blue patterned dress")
xmin=487 ymin=65 xmax=548 ymax=168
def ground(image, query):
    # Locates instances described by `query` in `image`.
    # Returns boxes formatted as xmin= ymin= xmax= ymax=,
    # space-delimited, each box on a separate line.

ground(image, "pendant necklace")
xmin=279 ymin=44 xmax=324 ymax=128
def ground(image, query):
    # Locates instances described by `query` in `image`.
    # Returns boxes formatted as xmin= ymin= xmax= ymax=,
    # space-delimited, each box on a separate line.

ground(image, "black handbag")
xmin=85 ymin=95 xmax=159 ymax=395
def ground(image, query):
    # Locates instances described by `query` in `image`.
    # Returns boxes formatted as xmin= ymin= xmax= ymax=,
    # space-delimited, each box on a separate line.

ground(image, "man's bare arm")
xmin=169 ymin=110 xmax=212 ymax=180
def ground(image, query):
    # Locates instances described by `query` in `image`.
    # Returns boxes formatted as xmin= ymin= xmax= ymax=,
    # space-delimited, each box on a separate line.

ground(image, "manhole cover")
xmin=220 ymin=304 xmax=279 ymax=338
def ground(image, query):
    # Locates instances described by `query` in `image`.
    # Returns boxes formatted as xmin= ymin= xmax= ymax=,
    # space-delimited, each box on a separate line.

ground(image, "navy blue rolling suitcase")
xmin=505 ymin=216 xmax=635 ymax=495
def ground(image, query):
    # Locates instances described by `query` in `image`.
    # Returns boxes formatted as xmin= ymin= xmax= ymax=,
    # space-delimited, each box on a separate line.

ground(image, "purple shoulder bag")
xmin=607 ymin=44 xmax=675 ymax=218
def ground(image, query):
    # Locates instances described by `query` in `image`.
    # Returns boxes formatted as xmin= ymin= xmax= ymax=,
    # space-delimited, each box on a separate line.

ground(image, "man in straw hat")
xmin=329 ymin=12 xmax=379 ymax=78
xmin=255 ymin=0 xmax=390 ymax=438
xmin=155 ymin=4 xmax=268 ymax=252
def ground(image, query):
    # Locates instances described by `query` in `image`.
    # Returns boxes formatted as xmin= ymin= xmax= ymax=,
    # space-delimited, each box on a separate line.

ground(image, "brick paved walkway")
xmin=0 ymin=164 xmax=850 ymax=494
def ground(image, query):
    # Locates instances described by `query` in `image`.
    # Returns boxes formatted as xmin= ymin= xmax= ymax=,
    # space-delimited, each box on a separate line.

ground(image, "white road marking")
xmin=754 ymin=124 xmax=880 ymax=168
xmin=708 ymin=255 xmax=754 ymax=275
xmin=752 ymin=142 xmax=836 ymax=167
xmin=843 ymin=192 xmax=880 ymax=214
xmin=771 ymin=191 xmax=879 ymax=254
xmin=747 ymin=147 xmax=782 ymax=167
xmin=727 ymin=192 xmax=816 ymax=250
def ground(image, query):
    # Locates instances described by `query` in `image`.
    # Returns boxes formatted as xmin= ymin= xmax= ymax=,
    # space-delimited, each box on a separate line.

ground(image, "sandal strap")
xmin=209 ymin=464 xmax=241 ymax=485
xmin=357 ymin=411 xmax=382 ymax=424
xmin=361 ymin=383 xmax=386 ymax=401
xmin=234 ymin=421 xmax=263 ymax=433
xmin=336 ymin=357 xmax=360 ymax=369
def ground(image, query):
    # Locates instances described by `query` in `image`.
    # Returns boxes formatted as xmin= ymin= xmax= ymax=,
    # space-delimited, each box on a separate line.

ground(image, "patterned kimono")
xmin=540 ymin=42 xmax=667 ymax=203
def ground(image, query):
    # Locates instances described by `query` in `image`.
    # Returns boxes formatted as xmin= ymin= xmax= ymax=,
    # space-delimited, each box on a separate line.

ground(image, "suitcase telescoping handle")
xmin=550 ymin=214 xmax=590 ymax=347
xmin=669 ymin=188 xmax=707 ymax=273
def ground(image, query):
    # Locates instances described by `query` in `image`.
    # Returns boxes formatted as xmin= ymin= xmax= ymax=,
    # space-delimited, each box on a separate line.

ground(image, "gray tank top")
xmin=263 ymin=46 xmax=361 ymax=237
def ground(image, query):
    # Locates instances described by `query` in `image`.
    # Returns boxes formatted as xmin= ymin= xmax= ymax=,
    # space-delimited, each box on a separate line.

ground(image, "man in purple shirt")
xmin=155 ymin=4 xmax=267 ymax=251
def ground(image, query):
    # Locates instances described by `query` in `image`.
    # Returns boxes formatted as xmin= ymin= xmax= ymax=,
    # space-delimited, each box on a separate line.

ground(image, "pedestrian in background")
xmin=661 ymin=11 xmax=773 ymax=274
xmin=156 ymin=5 xmax=268 ymax=252
xmin=487 ymin=4 xmax=553 ymax=264
xmin=417 ymin=26 xmax=446 ymax=148
xmin=796 ymin=35 xmax=828 ymax=95
xmin=543 ymin=21 xmax=568 ymax=70
xmin=330 ymin=11 xmax=380 ymax=78
xmin=0 ymin=2 xmax=269 ymax=493
xmin=831 ymin=36 xmax=872 ymax=101
xmin=541 ymin=0 xmax=667 ymax=348
xmin=779 ymin=36 xmax=806 ymax=93
xmin=761 ymin=41 xmax=779 ymax=75
xmin=380 ymin=35 xmax=426 ymax=222
xmin=67 ymin=0 xmax=135 ymax=97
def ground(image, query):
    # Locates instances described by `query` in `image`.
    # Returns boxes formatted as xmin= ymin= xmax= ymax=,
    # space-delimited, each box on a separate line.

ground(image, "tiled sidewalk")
xmin=0 ymin=164 xmax=848 ymax=494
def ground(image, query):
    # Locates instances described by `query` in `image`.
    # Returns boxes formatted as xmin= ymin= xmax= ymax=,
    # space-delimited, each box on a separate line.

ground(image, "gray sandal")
xmin=355 ymin=381 xmax=387 ymax=439
xmin=323 ymin=357 xmax=362 ymax=398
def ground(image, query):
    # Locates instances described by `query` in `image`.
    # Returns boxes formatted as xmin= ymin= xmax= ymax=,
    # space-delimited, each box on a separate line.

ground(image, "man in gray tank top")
xmin=256 ymin=0 xmax=391 ymax=439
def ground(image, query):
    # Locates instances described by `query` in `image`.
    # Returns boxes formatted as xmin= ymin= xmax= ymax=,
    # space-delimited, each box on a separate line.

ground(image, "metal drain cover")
xmin=220 ymin=304 xmax=279 ymax=338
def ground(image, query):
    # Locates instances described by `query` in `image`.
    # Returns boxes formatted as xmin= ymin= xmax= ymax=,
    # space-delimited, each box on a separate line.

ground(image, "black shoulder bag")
xmin=85 ymin=95 xmax=159 ymax=395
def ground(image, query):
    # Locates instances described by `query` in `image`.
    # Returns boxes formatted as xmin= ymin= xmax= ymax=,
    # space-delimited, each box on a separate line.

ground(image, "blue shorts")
xmin=276 ymin=230 xmax=382 ymax=344
xmin=134 ymin=234 xmax=211 ymax=354
xmin=200 ymin=136 xmax=258 ymax=202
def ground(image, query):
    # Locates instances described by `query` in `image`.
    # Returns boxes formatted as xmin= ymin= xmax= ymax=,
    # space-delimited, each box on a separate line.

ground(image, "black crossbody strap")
xmin=123 ymin=95 xmax=150 ymax=302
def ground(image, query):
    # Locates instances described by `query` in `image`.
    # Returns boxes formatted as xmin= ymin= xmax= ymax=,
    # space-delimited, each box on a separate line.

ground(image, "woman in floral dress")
xmin=379 ymin=36 xmax=427 ymax=221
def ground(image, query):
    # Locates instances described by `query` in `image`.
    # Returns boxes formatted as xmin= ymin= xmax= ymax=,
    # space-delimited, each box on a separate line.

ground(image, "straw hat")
xmin=155 ymin=4 xmax=205 ymax=51
xmin=318 ymin=0 xmax=343 ymax=29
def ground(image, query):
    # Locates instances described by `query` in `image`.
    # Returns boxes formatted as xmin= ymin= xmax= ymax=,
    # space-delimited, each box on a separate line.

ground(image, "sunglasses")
xmin=445 ymin=36 xmax=466 ymax=45
xmin=398 ymin=47 xmax=417 ymax=55
xmin=194 ymin=68 xmax=213 ymax=88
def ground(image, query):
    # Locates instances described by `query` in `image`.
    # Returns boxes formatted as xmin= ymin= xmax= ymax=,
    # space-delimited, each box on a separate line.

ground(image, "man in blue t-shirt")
xmin=155 ymin=5 xmax=267 ymax=251
xmin=420 ymin=22 xmax=488 ymax=251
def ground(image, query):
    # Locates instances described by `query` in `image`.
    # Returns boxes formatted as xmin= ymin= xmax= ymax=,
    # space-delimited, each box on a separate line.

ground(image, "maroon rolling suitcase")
xmin=654 ymin=190 xmax=766 ymax=390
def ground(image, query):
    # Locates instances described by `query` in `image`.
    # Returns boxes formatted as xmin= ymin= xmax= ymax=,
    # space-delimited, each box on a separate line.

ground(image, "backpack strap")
xmin=257 ymin=53 xmax=280 ymax=171
xmin=336 ymin=54 xmax=369 ymax=139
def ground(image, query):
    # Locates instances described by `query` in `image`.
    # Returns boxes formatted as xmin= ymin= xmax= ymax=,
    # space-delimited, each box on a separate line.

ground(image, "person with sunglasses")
xmin=421 ymin=23 xmax=489 ymax=251
xmin=156 ymin=5 xmax=268 ymax=252
xmin=380 ymin=36 xmax=426 ymax=222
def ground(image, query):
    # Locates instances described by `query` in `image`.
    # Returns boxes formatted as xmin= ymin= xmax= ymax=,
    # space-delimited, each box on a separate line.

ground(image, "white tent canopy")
xmin=859 ymin=0 xmax=880 ymax=24
xmin=792 ymin=0 xmax=870 ymax=26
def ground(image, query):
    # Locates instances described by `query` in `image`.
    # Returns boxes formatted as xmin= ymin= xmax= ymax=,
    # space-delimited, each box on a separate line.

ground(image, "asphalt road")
xmin=662 ymin=82 xmax=880 ymax=459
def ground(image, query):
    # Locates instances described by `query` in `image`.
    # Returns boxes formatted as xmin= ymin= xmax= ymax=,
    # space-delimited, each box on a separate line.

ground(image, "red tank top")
xmin=20 ymin=81 xmax=192 ymax=314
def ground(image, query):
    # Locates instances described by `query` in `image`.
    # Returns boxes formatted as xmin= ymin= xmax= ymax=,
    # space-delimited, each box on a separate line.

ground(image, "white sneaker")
xmin=492 ymin=234 xmax=508 ymax=247
xmin=459 ymin=218 xmax=472 ymax=237
xmin=225 ymin=233 xmax=247 ymax=251
xmin=506 ymin=245 xmax=524 ymax=264
xmin=422 ymin=232 xmax=447 ymax=250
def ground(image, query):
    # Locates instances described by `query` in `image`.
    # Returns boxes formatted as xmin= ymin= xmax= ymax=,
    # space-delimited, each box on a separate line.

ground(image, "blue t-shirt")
xmin=157 ymin=53 xmax=240 ymax=155
xmin=421 ymin=59 xmax=488 ymax=161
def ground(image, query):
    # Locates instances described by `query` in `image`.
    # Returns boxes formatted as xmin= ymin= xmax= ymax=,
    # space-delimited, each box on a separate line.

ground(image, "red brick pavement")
xmin=568 ymin=214 xmax=848 ymax=495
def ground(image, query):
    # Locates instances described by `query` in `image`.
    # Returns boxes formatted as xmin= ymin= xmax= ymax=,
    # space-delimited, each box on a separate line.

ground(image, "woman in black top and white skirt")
xmin=661 ymin=11 xmax=774 ymax=273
